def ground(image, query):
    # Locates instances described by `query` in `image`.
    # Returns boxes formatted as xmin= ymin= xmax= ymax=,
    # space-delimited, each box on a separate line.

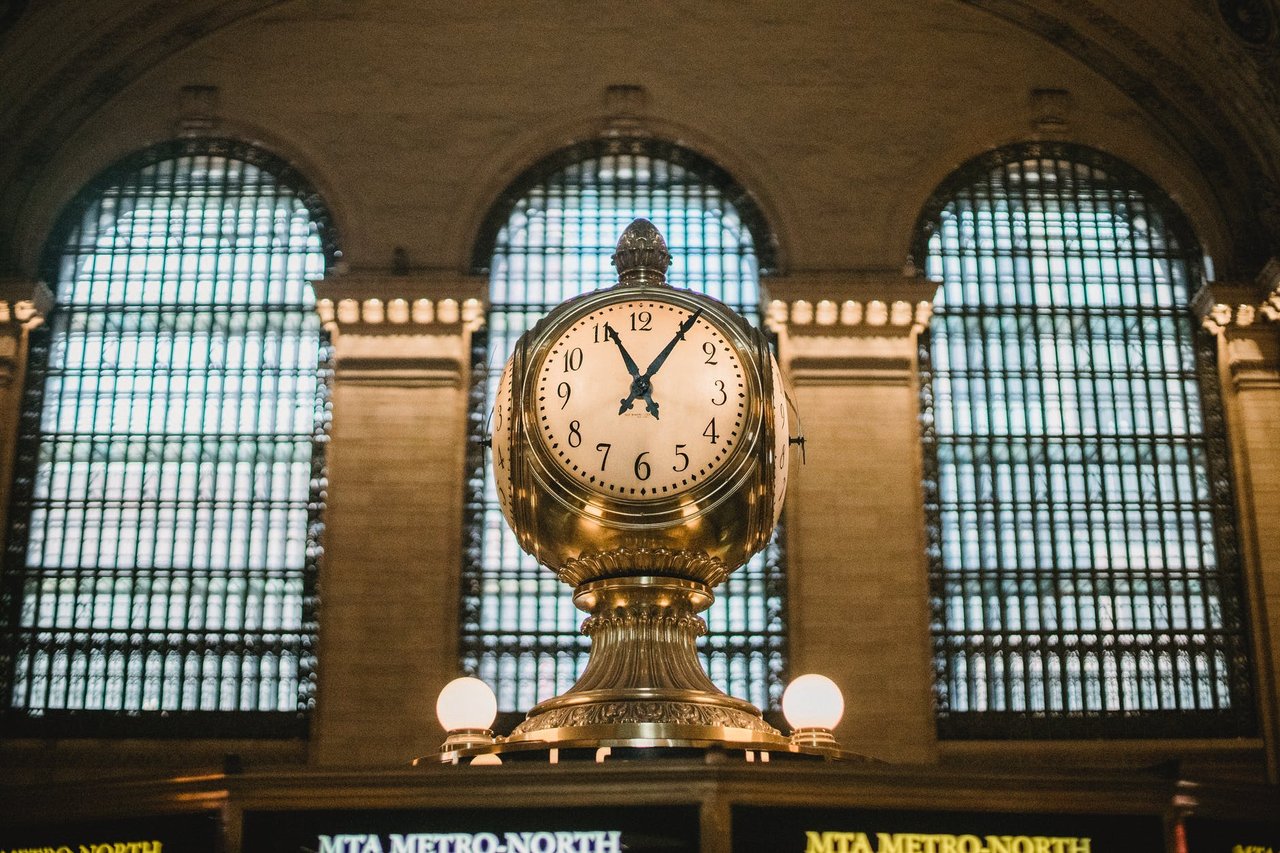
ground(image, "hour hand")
xmin=603 ymin=323 xmax=641 ymax=378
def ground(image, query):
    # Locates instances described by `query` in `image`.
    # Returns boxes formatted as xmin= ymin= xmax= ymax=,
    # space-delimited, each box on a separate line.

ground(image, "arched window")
xmin=463 ymin=137 xmax=786 ymax=718
xmin=1 ymin=139 xmax=337 ymax=736
xmin=916 ymin=143 xmax=1254 ymax=738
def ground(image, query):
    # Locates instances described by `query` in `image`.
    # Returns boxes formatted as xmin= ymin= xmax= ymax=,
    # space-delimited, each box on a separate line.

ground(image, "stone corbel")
xmin=762 ymin=272 xmax=939 ymax=384
xmin=0 ymin=278 xmax=54 ymax=388
xmin=312 ymin=274 xmax=487 ymax=387
xmin=1192 ymin=274 xmax=1280 ymax=391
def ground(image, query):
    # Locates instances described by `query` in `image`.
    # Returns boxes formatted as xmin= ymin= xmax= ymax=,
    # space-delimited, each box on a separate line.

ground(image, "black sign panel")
xmin=241 ymin=806 xmax=700 ymax=853
xmin=0 ymin=812 xmax=220 ymax=853
xmin=731 ymin=806 xmax=1164 ymax=853
xmin=1185 ymin=817 xmax=1280 ymax=853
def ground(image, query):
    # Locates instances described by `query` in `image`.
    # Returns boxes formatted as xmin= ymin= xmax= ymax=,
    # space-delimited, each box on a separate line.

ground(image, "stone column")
xmin=0 ymin=279 xmax=53 ymax=536
xmin=1195 ymin=269 xmax=1280 ymax=784
xmin=308 ymin=274 xmax=486 ymax=766
xmin=765 ymin=273 xmax=939 ymax=763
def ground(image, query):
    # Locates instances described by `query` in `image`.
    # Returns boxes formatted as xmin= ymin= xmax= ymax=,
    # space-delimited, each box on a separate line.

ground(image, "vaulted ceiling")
xmin=1 ymin=0 xmax=1278 ymax=280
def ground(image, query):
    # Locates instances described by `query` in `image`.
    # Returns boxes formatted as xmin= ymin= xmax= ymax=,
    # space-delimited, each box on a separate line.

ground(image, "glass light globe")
xmin=436 ymin=676 xmax=498 ymax=731
xmin=782 ymin=673 xmax=844 ymax=731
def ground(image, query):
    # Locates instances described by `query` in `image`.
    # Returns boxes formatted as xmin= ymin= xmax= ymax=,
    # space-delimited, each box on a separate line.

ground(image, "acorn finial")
xmin=612 ymin=219 xmax=671 ymax=286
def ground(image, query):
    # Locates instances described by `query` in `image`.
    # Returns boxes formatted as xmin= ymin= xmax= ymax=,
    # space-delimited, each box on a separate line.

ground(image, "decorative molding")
xmin=0 ymin=278 xmax=53 ymax=330
xmin=313 ymin=275 xmax=487 ymax=337
xmin=959 ymin=0 xmax=1280 ymax=266
xmin=763 ymin=273 xmax=938 ymax=338
xmin=511 ymin=701 xmax=778 ymax=735
xmin=558 ymin=546 xmax=729 ymax=588
xmin=1030 ymin=87 xmax=1072 ymax=135
xmin=1193 ymin=273 xmax=1280 ymax=334
xmin=313 ymin=274 xmax=486 ymax=387
xmin=602 ymin=84 xmax=649 ymax=136
xmin=176 ymin=84 xmax=218 ymax=135
xmin=0 ymin=278 xmax=51 ymax=387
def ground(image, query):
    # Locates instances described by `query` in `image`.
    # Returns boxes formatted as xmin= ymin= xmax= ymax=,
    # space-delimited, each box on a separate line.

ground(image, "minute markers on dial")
xmin=536 ymin=302 xmax=745 ymax=498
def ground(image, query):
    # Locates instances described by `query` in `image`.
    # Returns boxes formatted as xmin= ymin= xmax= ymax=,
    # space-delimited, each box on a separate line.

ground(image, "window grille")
xmin=1 ymin=139 xmax=337 ymax=736
xmin=462 ymin=138 xmax=786 ymax=720
xmin=916 ymin=143 xmax=1254 ymax=738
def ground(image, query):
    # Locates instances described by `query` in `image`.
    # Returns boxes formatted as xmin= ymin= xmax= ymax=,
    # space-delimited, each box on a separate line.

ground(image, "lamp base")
xmin=508 ymin=576 xmax=780 ymax=742
xmin=417 ymin=735 xmax=869 ymax=766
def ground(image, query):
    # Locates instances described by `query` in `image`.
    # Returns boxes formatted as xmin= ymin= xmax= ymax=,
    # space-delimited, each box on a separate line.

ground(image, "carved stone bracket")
xmin=1193 ymin=272 xmax=1280 ymax=388
xmin=1194 ymin=264 xmax=1280 ymax=334
xmin=763 ymin=273 xmax=940 ymax=382
xmin=313 ymin=274 xmax=487 ymax=387
xmin=764 ymin=273 xmax=937 ymax=339
xmin=0 ymin=278 xmax=53 ymax=388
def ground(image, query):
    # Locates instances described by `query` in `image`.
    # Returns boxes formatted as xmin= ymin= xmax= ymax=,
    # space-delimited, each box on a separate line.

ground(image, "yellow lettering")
xmin=806 ymin=832 xmax=836 ymax=853
xmin=851 ymin=835 xmax=875 ymax=853
xmin=988 ymin=837 xmax=1012 ymax=853
xmin=878 ymin=834 xmax=906 ymax=853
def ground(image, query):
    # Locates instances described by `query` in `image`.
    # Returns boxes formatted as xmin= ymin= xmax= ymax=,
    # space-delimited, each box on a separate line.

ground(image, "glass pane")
xmin=3 ymin=141 xmax=330 ymax=727
xmin=462 ymin=140 xmax=786 ymax=713
xmin=919 ymin=145 xmax=1253 ymax=737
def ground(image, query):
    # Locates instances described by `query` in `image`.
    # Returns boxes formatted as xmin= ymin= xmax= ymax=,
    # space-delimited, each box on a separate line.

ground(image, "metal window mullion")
xmin=123 ymin=156 xmax=178 ymax=712
xmin=1093 ymin=173 xmax=1142 ymax=715
xmin=1050 ymin=158 xmax=1104 ymax=719
xmin=952 ymin=183 xmax=985 ymax=714
xmin=1122 ymin=190 xmax=1174 ymax=713
xmin=227 ymin=159 xmax=255 ymax=714
xmin=975 ymin=173 xmax=1018 ymax=715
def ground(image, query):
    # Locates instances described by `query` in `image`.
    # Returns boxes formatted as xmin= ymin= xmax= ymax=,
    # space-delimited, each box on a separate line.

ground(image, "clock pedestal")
xmin=508 ymin=574 xmax=782 ymax=743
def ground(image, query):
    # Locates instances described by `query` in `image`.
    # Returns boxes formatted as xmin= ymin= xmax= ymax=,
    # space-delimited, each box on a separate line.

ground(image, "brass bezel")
xmin=509 ymin=285 xmax=777 ymax=535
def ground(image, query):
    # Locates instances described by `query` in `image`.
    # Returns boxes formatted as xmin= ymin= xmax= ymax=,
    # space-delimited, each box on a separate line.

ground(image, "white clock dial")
xmin=535 ymin=299 xmax=747 ymax=500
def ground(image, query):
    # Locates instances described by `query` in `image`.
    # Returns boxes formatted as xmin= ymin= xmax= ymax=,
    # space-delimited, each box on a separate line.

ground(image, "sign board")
xmin=241 ymin=805 xmax=700 ymax=853
xmin=1185 ymin=817 xmax=1280 ymax=853
xmin=731 ymin=806 xmax=1164 ymax=853
xmin=0 ymin=812 xmax=220 ymax=853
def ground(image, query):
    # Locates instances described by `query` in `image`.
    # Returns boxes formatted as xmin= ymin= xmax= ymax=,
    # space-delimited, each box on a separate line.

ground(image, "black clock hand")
xmin=603 ymin=323 xmax=641 ymax=378
xmin=640 ymin=308 xmax=703 ymax=381
xmin=606 ymin=323 xmax=660 ymax=416
xmin=618 ymin=378 xmax=660 ymax=418
xmin=618 ymin=308 xmax=704 ymax=419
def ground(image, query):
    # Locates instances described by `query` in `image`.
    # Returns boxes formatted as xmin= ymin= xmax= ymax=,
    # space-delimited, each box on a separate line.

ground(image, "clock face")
xmin=534 ymin=298 xmax=747 ymax=500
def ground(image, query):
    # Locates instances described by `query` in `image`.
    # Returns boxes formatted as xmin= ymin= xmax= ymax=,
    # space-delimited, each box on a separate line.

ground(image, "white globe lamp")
xmin=782 ymin=674 xmax=844 ymax=748
xmin=436 ymin=676 xmax=498 ymax=752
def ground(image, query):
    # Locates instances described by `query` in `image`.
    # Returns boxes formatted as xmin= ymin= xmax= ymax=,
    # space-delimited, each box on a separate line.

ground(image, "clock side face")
xmin=492 ymin=361 xmax=515 ymax=523
xmin=534 ymin=298 xmax=748 ymax=501
xmin=770 ymin=353 xmax=790 ymax=527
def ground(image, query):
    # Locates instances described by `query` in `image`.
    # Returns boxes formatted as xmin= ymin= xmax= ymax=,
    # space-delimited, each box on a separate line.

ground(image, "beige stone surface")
xmin=774 ymin=279 xmax=937 ymax=764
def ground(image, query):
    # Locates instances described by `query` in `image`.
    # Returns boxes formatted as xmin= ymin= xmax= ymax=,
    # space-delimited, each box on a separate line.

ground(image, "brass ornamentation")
xmin=486 ymin=220 xmax=791 ymax=750
xmin=557 ymin=546 xmax=730 ymax=587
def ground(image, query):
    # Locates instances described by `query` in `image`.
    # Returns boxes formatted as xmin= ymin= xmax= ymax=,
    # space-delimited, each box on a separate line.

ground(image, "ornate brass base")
xmin=506 ymin=576 xmax=783 ymax=744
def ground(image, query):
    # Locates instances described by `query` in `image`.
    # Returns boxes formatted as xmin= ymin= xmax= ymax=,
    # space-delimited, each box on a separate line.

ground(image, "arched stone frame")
xmin=0 ymin=137 xmax=339 ymax=737
xmin=913 ymin=141 xmax=1255 ymax=739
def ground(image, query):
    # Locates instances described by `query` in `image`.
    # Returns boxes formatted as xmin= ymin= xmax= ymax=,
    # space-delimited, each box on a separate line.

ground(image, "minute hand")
xmin=640 ymin=308 xmax=704 ymax=380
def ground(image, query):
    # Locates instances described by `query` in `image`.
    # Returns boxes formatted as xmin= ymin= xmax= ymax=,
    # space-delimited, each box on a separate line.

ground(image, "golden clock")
xmin=491 ymin=219 xmax=793 ymax=742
